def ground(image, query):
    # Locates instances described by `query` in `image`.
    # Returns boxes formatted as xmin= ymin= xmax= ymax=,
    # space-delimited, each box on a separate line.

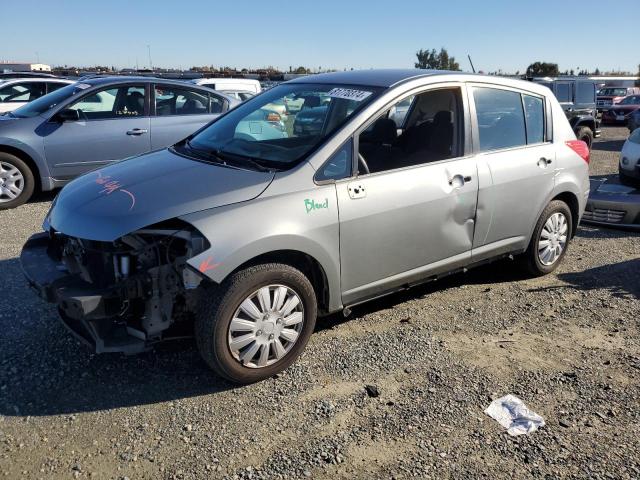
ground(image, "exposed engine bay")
xmin=21 ymin=221 xmax=209 ymax=353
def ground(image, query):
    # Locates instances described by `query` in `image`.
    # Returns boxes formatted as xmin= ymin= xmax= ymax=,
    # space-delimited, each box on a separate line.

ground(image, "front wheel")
xmin=0 ymin=152 xmax=35 ymax=210
xmin=522 ymin=200 xmax=573 ymax=276
xmin=195 ymin=263 xmax=317 ymax=384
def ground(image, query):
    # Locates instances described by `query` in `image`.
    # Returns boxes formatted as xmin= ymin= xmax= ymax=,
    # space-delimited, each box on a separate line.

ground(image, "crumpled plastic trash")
xmin=484 ymin=394 xmax=545 ymax=436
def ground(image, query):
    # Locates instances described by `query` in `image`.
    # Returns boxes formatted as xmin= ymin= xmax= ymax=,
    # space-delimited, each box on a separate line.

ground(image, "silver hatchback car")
xmin=21 ymin=70 xmax=590 ymax=383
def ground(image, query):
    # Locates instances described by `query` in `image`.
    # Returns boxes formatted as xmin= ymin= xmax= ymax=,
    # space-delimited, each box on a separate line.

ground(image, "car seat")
xmin=125 ymin=91 xmax=145 ymax=115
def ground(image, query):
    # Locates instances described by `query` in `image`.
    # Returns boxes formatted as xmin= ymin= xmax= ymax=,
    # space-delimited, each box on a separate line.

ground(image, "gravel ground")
xmin=1 ymin=127 xmax=638 ymax=479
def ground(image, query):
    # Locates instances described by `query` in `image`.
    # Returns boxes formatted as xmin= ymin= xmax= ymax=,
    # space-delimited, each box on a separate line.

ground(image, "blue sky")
xmin=3 ymin=0 xmax=638 ymax=73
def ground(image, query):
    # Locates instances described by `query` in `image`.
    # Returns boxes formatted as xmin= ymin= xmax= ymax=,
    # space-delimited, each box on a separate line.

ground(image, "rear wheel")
xmin=195 ymin=263 xmax=317 ymax=384
xmin=0 ymin=152 xmax=35 ymax=210
xmin=575 ymin=126 xmax=593 ymax=150
xmin=522 ymin=200 xmax=573 ymax=276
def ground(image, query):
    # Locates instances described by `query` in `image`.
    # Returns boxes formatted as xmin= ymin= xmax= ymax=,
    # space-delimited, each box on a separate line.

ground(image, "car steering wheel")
xmin=358 ymin=153 xmax=370 ymax=175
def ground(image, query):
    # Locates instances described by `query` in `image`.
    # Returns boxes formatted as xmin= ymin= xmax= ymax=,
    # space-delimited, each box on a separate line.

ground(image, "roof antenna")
xmin=468 ymin=55 xmax=476 ymax=73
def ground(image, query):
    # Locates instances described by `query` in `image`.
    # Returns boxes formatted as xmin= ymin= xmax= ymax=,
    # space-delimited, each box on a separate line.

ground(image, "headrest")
xmin=433 ymin=110 xmax=452 ymax=125
xmin=370 ymin=118 xmax=397 ymax=145
xmin=303 ymin=96 xmax=321 ymax=108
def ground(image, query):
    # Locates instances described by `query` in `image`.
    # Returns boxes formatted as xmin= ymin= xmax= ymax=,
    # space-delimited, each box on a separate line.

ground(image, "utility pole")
xmin=36 ymin=51 xmax=40 ymax=63
xmin=147 ymin=45 xmax=153 ymax=71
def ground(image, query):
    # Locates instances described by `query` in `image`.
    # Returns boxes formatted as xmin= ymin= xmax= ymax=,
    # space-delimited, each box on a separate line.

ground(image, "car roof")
xmin=290 ymin=69 xmax=452 ymax=87
xmin=0 ymin=77 xmax=73 ymax=84
xmin=80 ymin=76 xmax=212 ymax=88
xmin=289 ymin=69 xmax=552 ymax=95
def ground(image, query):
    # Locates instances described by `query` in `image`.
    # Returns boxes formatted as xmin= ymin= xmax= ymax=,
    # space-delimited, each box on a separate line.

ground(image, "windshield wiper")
xmin=182 ymin=141 xmax=274 ymax=173
xmin=215 ymin=150 xmax=277 ymax=173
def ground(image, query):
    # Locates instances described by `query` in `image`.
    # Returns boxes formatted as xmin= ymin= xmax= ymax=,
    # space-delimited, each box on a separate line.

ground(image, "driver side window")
xmin=68 ymin=85 xmax=145 ymax=120
xmin=357 ymin=88 xmax=462 ymax=175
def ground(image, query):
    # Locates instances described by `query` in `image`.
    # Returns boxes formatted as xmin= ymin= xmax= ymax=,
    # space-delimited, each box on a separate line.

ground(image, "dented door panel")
xmin=337 ymin=158 xmax=478 ymax=305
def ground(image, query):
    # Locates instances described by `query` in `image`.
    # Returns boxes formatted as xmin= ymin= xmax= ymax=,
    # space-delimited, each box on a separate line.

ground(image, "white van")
xmin=190 ymin=78 xmax=261 ymax=95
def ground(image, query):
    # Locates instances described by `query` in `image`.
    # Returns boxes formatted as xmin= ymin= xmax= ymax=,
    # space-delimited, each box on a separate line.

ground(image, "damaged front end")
xmin=20 ymin=221 xmax=209 ymax=354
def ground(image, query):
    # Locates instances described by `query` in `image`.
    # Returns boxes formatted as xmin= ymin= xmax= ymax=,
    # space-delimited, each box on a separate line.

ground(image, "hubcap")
xmin=538 ymin=212 xmax=568 ymax=266
xmin=0 ymin=161 xmax=24 ymax=203
xmin=228 ymin=285 xmax=304 ymax=368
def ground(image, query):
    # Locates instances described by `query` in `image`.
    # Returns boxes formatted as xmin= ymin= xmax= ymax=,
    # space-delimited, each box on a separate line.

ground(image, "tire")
xmin=522 ymin=200 xmax=573 ymax=277
xmin=575 ymin=126 xmax=593 ymax=150
xmin=195 ymin=263 xmax=317 ymax=384
xmin=0 ymin=152 xmax=35 ymax=210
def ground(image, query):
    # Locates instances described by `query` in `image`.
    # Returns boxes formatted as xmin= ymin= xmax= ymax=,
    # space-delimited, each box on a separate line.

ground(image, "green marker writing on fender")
xmin=304 ymin=198 xmax=328 ymax=213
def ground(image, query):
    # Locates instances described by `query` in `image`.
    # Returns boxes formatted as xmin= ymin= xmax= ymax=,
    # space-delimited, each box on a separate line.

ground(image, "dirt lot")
xmin=1 ymin=127 xmax=638 ymax=479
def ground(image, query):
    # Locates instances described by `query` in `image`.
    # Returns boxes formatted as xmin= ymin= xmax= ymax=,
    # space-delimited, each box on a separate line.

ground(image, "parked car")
xmin=0 ymin=77 xmax=238 ymax=209
xmin=602 ymin=95 xmax=640 ymax=125
xmin=0 ymin=72 xmax=57 ymax=80
xmin=628 ymin=109 xmax=640 ymax=133
xmin=597 ymin=87 xmax=640 ymax=112
xmin=0 ymin=77 xmax=74 ymax=113
xmin=235 ymin=108 xmax=287 ymax=140
xmin=618 ymin=127 xmax=640 ymax=185
xmin=219 ymin=90 xmax=256 ymax=102
xmin=20 ymin=70 xmax=589 ymax=383
xmin=190 ymin=78 xmax=261 ymax=95
xmin=531 ymin=77 xmax=600 ymax=149
xmin=583 ymin=178 xmax=640 ymax=230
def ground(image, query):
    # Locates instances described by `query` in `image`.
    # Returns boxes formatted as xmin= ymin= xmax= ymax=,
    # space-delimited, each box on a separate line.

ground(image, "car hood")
xmin=48 ymin=149 xmax=275 ymax=241
xmin=608 ymin=105 xmax=639 ymax=112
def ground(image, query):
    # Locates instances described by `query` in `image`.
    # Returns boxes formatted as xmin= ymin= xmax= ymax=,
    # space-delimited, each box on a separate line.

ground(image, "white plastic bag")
xmin=484 ymin=394 xmax=545 ymax=436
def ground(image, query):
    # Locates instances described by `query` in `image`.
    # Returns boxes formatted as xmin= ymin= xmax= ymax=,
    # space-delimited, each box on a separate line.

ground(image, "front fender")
xmin=569 ymin=115 xmax=595 ymax=130
xmin=180 ymin=180 xmax=342 ymax=312
xmin=0 ymin=135 xmax=49 ymax=183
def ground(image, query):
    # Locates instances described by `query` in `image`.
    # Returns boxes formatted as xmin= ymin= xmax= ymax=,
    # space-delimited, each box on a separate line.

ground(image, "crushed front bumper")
xmin=583 ymin=179 xmax=640 ymax=230
xmin=20 ymin=233 xmax=147 ymax=354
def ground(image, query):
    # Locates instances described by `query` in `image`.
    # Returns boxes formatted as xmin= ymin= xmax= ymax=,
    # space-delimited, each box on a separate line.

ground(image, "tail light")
xmin=566 ymin=140 xmax=590 ymax=164
xmin=266 ymin=112 xmax=281 ymax=122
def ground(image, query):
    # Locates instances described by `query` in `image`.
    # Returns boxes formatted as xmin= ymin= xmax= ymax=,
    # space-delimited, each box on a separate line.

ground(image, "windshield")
xmin=183 ymin=83 xmax=381 ymax=170
xmin=618 ymin=95 xmax=640 ymax=105
xmin=9 ymin=82 xmax=89 ymax=118
xmin=599 ymin=88 xmax=628 ymax=97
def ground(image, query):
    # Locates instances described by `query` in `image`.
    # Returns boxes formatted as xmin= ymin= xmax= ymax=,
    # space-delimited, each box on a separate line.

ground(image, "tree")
xmin=636 ymin=64 xmax=640 ymax=87
xmin=594 ymin=68 xmax=601 ymax=75
xmin=415 ymin=48 xmax=460 ymax=71
xmin=294 ymin=66 xmax=309 ymax=74
xmin=525 ymin=62 xmax=559 ymax=77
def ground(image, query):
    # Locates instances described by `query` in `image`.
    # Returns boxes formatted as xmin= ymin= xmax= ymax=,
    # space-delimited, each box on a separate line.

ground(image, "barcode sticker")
xmin=327 ymin=88 xmax=372 ymax=102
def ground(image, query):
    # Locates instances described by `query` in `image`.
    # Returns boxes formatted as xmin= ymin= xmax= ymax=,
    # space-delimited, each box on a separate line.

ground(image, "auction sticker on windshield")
xmin=327 ymin=88 xmax=372 ymax=102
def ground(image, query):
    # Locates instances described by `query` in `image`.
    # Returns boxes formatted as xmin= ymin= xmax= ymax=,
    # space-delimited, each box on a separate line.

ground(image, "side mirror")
xmin=54 ymin=109 xmax=81 ymax=122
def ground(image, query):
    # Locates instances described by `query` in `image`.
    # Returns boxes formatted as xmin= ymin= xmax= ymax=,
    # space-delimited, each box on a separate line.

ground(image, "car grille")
xmin=583 ymin=208 xmax=626 ymax=224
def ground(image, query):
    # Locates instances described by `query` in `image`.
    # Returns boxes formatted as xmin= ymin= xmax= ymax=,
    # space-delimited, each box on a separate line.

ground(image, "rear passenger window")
xmin=523 ymin=95 xmax=544 ymax=144
xmin=576 ymin=82 xmax=595 ymax=104
xmin=155 ymin=86 xmax=223 ymax=116
xmin=473 ymin=87 xmax=526 ymax=152
xmin=554 ymin=83 xmax=572 ymax=103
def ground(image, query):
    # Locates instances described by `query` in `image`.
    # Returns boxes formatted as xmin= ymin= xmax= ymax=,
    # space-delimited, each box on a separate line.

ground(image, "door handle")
xmin=126 ymin=128 xmax=148 ymax=136
xmin=448 ymin=174 xmax=471 ymax=187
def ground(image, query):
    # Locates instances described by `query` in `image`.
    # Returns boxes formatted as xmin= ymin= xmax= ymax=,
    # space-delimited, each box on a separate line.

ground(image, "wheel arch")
xmin=229 ymin=250 xmax=332 ymax=315
xmin=0 ymin=144 xmax=42 ymax=192
xmin=551 ymin=191 xmax=580 ymax=238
